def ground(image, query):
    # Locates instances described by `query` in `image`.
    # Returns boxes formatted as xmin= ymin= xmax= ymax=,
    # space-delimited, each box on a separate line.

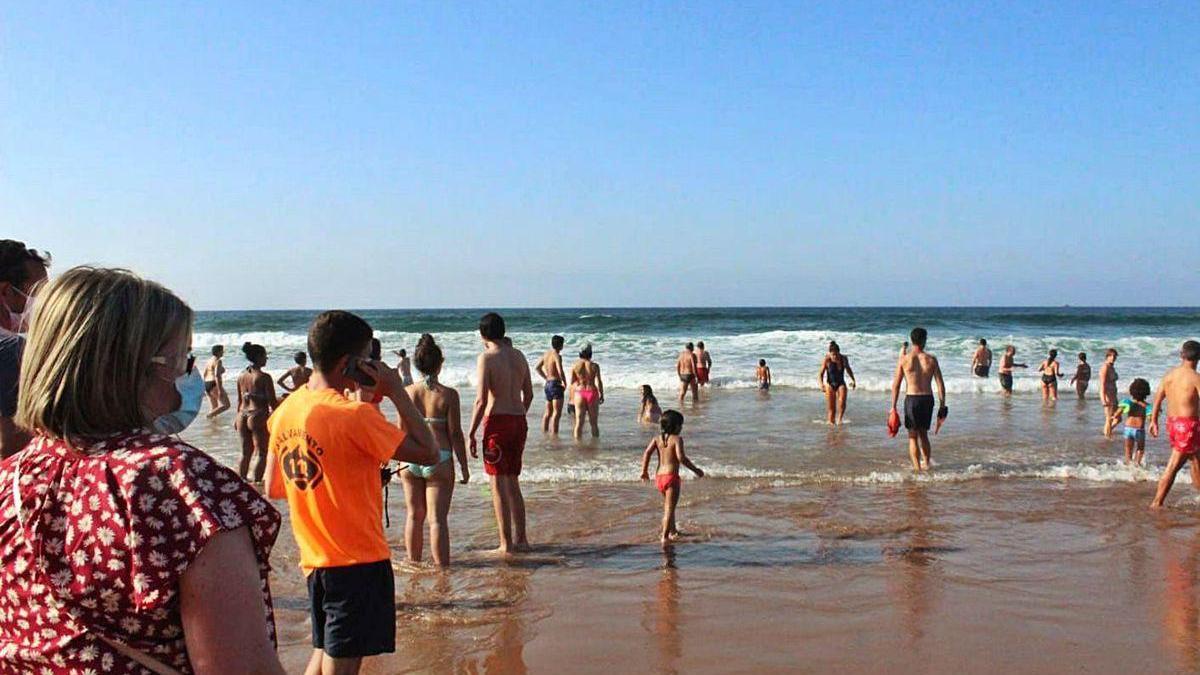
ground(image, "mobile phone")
xmin=344 ymin=356 xmax=377 ymax=387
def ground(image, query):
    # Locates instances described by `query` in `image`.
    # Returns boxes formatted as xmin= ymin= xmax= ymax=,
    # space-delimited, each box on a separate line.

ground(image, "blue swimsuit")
xmin=403 ymin=416 xmax=454 ymax=479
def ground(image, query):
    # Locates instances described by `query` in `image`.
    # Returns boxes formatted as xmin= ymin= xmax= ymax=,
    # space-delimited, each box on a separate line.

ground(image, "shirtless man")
xmin=971 ymin=339 xmax=993 ymax=378
xmin=1149 ymin=341 xmax=1200 ymax=508
xmin=890 ymin=327 xmax=946 ymax=472
xmin=695 ymin=341 xmax=713 ymax=387
xmin=276 ymin=351 xmax=313 ymax=393
xmin=997 ymin=345 xmax=1027 ymax=397
xmin=394 ymin=349 xmax=414 ymax=386
xmin=535 ymin=335 xmax=567 ymax=433
xmin=676 ymin=343 xmax=698 ymax=403
xmin=1099 ymin=349 xmax=1119 ymax=433
xmin=467 ymin=312 xmax=534 ymax=553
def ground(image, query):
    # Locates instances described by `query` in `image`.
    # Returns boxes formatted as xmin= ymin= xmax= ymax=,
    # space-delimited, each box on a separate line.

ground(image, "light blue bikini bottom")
xmin=404 ymin=449 xmax=453 ymax=479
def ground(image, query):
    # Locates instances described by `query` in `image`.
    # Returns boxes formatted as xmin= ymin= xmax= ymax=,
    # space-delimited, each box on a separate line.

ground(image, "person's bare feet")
xmin=514 ymin=541 xmax=533 ymax=553
xmin=488 ymin=545 xmax=517 ymax=557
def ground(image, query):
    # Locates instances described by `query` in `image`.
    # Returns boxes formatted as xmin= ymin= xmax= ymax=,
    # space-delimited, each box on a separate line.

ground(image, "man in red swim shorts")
xmin=1149 ymin=340 xmax=1200 ymax=508
xmin=468 ymin=312 xmax=534 ymax=553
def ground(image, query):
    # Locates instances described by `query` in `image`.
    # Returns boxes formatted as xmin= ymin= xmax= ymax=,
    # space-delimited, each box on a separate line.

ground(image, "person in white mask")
xmin=0 ymin=240 xmax=50 ymax=458
xmin=0 ymin=266 xmax=285 ymax=673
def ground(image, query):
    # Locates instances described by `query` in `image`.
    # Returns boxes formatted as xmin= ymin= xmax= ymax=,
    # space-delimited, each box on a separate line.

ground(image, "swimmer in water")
xmin=1109 ymin=377 xmax=1151 ymax=466
xmin=971 ymin=339 xmax=993 ymax=378
xmin=276 ymin=351 xmax=312 ymax=393
xmin=757 ymin=359 xmax=771 ymax=390
xmin=889 ymin=328 xmax=946 ymax=472
xmin=535 ymin=335 xmax=567 ymax=434
xmin=1149 ymin=341 xmax=1200 ymax=508
xmin=571 ymin=344 xmax=604 ymax=439
xmin=639 ymin=385 xmax=662 ymax=424
xmin=1070 ymin=352 xmax=1091 ymax=400
xmin=997 ymin=345 xmax=1027 ymax=396
xmin=1037 ymin=349 xmax=1064 ymax=402
xmin=400 ymin=334 xmax=469 ymax=567
xmin=676 ymin=343 xmax=698 ymax=404
xmin=394 ymin=348 xmax=414 ymax=386
xmin=818 ymin=341 xmax=856 ymax=425
xmin=1099 ymin=348 xmax=1119 ymax=435
xmin=202 ymin=345 xmax=230 ymax=418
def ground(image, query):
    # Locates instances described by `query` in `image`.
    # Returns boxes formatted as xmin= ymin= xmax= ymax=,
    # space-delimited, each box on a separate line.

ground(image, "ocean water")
xmin=182 ymin=307 xmax=1200 ymax=672
xmin=195 ymin=306 xmax=1198 ymax=394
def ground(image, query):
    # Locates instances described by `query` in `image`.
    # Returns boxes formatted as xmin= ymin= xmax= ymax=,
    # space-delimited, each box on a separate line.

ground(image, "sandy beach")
xmin=183 ymin=384 xmax=1200 ymax=674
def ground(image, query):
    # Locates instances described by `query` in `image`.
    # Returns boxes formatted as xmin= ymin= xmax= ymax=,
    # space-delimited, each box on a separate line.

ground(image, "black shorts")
xmin=999 ymin=373 xmax=1013 ymax=391
xmin=974 ymin=365 xmax=990 ymax=378
xmin=307 ymin=560 xmax=395 ymax=658
xmin=904 ymin=395 xmax=935 ymax=432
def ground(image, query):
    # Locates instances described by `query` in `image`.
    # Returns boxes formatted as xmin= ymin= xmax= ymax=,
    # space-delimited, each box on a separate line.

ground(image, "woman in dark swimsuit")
xmin=235 ymin=342 xmax=277 ymax=483
xmin=818 ymin=341 xmax=856 ymax=425
xmin=1037 ymin=349 xmax=1063 ymax=402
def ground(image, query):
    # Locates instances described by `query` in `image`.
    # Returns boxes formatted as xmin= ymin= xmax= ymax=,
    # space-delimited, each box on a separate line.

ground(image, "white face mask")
xmin=149 ymin=354 xmax=204 ymax=435
xmin=151 ymin=369 xmax=205 ymax=435
xmin=1 ymin=285 xmax=34 ymax=335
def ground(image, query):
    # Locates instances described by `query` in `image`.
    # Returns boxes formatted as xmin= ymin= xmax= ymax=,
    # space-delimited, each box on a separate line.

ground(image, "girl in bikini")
xmin=639 ymin=385 xmax=662 ymax=424
xmin=234 ymin=342 xmax=277 ymax=484
xmin=640 ymin=410 xmax=704 ymax=543
xmin=202 ymin=344 xmax=230 ymax=417
xmin=1038 ymin=349 xmax=1064 ymax=402
xmin=401 ymin=334 xmax=469 ymax=567
xmin=571 ymin=344 xmax=604 ymax=439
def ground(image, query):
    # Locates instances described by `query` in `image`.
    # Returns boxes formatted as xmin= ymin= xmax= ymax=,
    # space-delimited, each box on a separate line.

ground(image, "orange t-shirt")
xmin=267 ymin=386 xmax=405 ymax=572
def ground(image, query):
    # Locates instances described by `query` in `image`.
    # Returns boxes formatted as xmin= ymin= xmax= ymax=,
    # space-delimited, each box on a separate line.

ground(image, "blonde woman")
xmin=0 ymin=267 xmax=284 ymax=674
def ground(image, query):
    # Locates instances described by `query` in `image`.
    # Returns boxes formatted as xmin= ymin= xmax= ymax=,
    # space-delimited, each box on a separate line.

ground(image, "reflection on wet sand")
xmin=643 ymin=546 xmax=682 ymax=675
xmin=885 ymin=485 xmax=939 ymax=651
xmin=1159 ymin=529 xmax=1200 ymax=672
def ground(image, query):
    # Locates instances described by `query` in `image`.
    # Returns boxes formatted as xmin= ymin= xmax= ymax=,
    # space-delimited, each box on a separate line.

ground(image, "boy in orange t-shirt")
xmin=265 ymin=310 xmax=436 ymax=674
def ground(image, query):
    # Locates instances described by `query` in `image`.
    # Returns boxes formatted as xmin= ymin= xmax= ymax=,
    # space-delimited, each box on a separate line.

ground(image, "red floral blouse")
xmin=0 ymin=433 xmax=281 ymax=673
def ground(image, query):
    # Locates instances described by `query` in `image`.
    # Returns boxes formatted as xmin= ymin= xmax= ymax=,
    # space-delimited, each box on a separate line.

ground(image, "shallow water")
xmin=183 ymin=381 xmax=1200 ymax=674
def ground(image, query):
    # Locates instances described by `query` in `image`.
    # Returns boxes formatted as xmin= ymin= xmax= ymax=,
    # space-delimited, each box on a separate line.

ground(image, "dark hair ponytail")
xmin=242 ymin=341 xmax=266 ymax=365
xmin=580 ymin=344 xmax=593 ymax=360
xmin=659 ymin=409 xmax=684 ymax=440
xmin=414 ymin=333 xmax=444 ymax=376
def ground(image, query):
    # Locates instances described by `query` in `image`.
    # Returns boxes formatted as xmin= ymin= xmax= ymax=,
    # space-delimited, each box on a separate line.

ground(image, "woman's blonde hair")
xmin=16 ymin=267 xmax=193 ymax=440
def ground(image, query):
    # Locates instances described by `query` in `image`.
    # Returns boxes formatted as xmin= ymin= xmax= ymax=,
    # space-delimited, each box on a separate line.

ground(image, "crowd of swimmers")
xmin=3 ymin=241 xmax=1200 ymax=673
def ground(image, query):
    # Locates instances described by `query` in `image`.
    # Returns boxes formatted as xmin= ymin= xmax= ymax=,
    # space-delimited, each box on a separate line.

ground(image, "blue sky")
xmin=3 ymin=2 xmax=1197 ymax=309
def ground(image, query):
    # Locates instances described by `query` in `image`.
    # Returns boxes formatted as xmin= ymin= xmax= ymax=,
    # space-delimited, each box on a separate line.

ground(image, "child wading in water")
xmin=639 ymin=385 xmax=662 ymax=424
xmin=640 ymin=410 xmax=704 ymax=542
xmin=1109 ymin=378 xmax=1151 ymax=466
xmin=757 ymin=359 xmax=772 ymax=390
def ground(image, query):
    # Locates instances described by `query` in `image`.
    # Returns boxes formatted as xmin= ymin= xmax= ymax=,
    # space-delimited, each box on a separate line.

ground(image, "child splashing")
xmin=1109 ymin=378 xmax=1152 ymax=466
xmin=640 ymin=410 xmax=704 ymax=543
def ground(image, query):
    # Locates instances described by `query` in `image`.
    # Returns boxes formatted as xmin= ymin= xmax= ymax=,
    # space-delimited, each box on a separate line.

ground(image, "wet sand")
xmin=185 ymin=385 xmax=1200 ymax=673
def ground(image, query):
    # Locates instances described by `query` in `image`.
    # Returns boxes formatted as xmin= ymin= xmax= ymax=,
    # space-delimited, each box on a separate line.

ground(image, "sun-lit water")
xmin=182 ymin=307 xmax=1200 ymax=673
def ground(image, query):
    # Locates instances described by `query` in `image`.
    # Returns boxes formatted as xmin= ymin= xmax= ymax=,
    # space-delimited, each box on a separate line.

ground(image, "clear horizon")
xmin=4 ymin=2 xmax=1197 ymax=310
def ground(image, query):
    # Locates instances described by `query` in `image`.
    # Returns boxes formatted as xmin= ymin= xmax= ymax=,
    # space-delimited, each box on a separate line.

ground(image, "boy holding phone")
xmin=265 ymin=310 xmax=437 ymax=675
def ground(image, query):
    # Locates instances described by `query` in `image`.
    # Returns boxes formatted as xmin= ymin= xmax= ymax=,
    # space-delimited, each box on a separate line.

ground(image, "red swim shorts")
xmin=696 ymin=367 xmax=709 ymax=384
xmin=483 ymin=414 xmax=528 ymax=476
xmin=655 ymin=474 xmax=681 ymax=494
xmin=1168 ymin=416 xmax=1200 ymax=455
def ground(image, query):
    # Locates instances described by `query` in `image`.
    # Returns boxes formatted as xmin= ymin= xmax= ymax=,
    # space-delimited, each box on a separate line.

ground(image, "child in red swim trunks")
xmin=1149 ymin=340 xmax=1200 ymax=508
xmin=640 ymin=410 xmax=704 ymax=542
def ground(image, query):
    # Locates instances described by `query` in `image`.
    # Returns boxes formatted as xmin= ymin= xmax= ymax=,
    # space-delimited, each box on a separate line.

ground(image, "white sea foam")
xmin=193 ymin=328 xmax=1184 ymax=392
